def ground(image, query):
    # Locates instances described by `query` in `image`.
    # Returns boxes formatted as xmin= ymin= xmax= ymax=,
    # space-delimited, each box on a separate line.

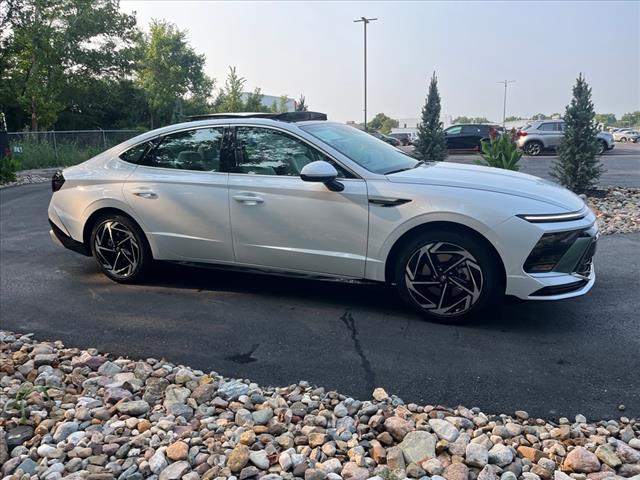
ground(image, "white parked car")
xmin=48 ymin=112 xmax=598 ymax=322
xmin=613 ymin=130 xmax=639 ymax=143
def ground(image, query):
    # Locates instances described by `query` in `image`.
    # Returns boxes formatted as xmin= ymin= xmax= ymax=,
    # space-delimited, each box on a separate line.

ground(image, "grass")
xmin=16 ymin=140 xmax=105 ymax=170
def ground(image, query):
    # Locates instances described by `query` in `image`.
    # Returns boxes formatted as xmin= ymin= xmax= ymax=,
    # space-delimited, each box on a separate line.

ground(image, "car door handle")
xmin=130 ymin=189 xmax=158 ymax=199
xmin=233 ymin=194 xmax=264 ymax=205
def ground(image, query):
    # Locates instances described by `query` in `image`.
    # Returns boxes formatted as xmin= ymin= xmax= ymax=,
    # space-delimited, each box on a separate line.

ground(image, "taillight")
xmin=517 ymin=131 xmax=527 ymax=137
xmin=52 ymin=171 xmax=65 ymax=192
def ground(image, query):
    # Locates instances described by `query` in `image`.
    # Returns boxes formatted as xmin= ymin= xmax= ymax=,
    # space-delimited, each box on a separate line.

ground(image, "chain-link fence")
xmin=8 ymin=129 xmax=145 ymax=169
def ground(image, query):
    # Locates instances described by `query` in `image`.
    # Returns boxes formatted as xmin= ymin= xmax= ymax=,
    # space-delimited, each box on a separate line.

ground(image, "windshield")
xmin=300 ymin=123 xmax=418 ymax=174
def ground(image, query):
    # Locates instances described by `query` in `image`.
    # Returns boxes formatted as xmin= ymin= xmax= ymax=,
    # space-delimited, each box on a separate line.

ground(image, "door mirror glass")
xmin=300 ymin=161 xmax=343 ymax=191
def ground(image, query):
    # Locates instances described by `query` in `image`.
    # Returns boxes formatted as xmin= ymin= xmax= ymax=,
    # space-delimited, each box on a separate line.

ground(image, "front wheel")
xmin=597 ymin=140 xmax=606 ymax=155
xmin=619 ymin=137 xmax=628 ymax=143
xmin=393 ymin=230 xmax=503 ymax=323
xmin=90 ymin=214 xmax=151 ymax=283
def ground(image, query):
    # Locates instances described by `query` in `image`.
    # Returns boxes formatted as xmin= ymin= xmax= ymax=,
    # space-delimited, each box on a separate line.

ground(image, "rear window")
xmin=119 ymin=142 xmax=152 ymax=164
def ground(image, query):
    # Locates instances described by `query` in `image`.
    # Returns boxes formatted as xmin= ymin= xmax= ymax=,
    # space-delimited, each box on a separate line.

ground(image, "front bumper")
xmin=495 ymin=209 xmax=598 ymax=300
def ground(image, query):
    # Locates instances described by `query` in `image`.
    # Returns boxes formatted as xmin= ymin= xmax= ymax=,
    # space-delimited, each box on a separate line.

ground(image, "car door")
xmin=226 ymin=125 xmax=369 ymax=278
xmin=122 ymin=126 xmax=233 ymax=262
xmin=461 ymin=125 xmax=482 ymax=150
xmin=444 ymin=125 xmax=463 ymax=149
xmin=537 ymin=122 xmax=562 ymax=149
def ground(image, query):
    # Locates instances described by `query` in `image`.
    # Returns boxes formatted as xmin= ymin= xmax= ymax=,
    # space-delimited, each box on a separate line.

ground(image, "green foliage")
xmin=552 ymin=73 xmax=603 ymax=194
xmin=505 ymin=116 xmax=525 ymax=122
xmin=296 ymin=94 xmax=308 ymax=112
xmin=369 ymin=113 xmax=398 ymax=133
xmin=594 ymin=113 xmax=617 ymax=126
xmin=415 ymin=72 xmax=447 ymax=161
xmin=477 ymin=134 xmax=522 ymax=171
xmin=0 ymin=0 xmax=139 ymax=131
xmin=618 ymin=111 xmax=640 ymax=128
xmin=2 ymin=382 xmax=51 ymax=424
xmin=243 ymin=88 xmax=268 ymax=112
xmin=452 ymin=116 xmax=490 ymax=124
xmin=13 ymin=137 xmax=104 ymax=169
xmin=0 ymin=156 xmax=22 ymax=183
xmin=137 ymin=20 xmax=213 ymax=128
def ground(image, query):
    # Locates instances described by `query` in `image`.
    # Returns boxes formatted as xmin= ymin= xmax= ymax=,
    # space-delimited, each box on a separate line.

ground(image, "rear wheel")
xmin=393 ymin=230 xmax=503 ymax=323
xmin=90 ymin=214 xmax=150 ymax=283
xmin=524 ymin=141 xmax=543 ymax=156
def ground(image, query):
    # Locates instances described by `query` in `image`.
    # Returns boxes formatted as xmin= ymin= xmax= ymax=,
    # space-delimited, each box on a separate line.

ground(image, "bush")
xmin=477 ymin=133 xmax=522 ymax=171
xmin=0 ymin=156 xmax=22 ymax=184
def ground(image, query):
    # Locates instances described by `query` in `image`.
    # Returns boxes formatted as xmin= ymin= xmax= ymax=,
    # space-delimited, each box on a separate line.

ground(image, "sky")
xmin=120 ymin=0 xmax=640 ymax=124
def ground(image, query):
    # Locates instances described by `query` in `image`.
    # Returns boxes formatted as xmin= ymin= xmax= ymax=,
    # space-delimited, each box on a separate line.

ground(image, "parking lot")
xmin=402 ymin=142 xmax=640 ymax=187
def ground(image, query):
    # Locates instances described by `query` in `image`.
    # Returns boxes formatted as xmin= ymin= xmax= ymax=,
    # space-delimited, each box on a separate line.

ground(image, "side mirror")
xmin=300 ymin=160 xmax=344 ymax=192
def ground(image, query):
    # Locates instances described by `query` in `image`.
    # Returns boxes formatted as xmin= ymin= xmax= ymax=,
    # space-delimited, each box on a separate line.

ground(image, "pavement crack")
xmin=340 ymin=310 xmax=376 ymax=393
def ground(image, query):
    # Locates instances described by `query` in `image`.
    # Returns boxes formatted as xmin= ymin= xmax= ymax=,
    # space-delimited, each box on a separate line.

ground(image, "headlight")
xmin=517 ymin=210 xmax=586 ymax=223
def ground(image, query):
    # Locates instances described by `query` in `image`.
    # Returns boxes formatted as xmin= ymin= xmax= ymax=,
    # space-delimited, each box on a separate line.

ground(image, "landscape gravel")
xmin=1 ymin=331 xmax=639 ymax=480
xmin=584 ymin=187 xmax=640 ymax=235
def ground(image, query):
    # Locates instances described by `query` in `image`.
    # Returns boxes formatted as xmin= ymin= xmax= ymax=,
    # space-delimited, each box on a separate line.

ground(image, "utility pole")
xmin=354 ymin=17 xmax=377 ymax=132
xmin=498 ymin=80 xmax=516 ymax=129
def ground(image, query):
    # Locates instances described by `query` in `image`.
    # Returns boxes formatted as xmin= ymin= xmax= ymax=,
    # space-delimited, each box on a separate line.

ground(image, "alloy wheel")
xmin=404 ymin=242 xmax=483 ymax=316
xmin=93 ymin=221 xmax=140 ymax=279
xmin=525 ymin=143 xmax=542 ymax=156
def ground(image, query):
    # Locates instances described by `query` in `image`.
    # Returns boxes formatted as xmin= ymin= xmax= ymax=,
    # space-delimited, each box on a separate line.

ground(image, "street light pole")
xmin=354 ymin=17 xmax=377 ymax=132
xmin=498 ymin=80 xmax=516 ymax=129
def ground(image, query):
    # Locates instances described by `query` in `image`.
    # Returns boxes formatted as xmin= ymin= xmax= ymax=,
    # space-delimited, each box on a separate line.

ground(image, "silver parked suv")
xmin=516 ymin=120 xmax=614 ymax=156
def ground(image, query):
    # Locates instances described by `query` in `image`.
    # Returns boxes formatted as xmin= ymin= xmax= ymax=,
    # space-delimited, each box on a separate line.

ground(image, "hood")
xmin=387 ymin=162 xmax=585 ymax=211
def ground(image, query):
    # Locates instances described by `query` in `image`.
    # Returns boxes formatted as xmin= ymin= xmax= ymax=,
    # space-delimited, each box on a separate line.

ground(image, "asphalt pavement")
xmin=403 ymin=143 xmax=640 ymax=188
xmin=1 ymin=182 xmax=639 ymax=419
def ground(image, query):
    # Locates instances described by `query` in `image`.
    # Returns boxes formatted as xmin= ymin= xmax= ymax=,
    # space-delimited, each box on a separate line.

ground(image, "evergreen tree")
xmin=415 ymin=72 xmax=447 ymax=161
xmin=551 ymin=73 xmax=603 ymax=193
xmin=296 ymin=94 xmax=308 ymax=112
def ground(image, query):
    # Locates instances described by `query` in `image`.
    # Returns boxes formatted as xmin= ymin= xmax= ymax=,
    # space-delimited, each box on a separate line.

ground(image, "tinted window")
xmin=538 ymin=123 xmax=560 ymax=132
xmin=462 ymin=125 xmax=482 ymax=134
xmin=234 ymin=127 xmax=349 ymax=177
xmin=120 ymin=142 xmax=153 ymax=164
xmin=143 ymin=128 xmax=224 ymax=171
xmin=445 ymin=126 xmax=462 ymax=135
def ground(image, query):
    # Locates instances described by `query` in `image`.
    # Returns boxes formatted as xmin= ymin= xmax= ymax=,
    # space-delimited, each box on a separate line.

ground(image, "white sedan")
xmin=48 ymin=112 xmax=598 ymax=322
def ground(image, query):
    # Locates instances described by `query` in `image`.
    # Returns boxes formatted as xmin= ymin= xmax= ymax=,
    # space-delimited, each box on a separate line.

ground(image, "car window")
xmin=142 ymin=128 xmax=224 ymax=171
xmin=300 ymin=123 xmax=418 ymax=175
xmin=119 ymin=141 xmax=153 ymax=164
xmin=233 ymin=126 xmax=349 ymax=177
xmin=462 ymin=125 xmax=481 ymax=134
xmin=445 ymin=126 xmax=462 ymax=135
xmin=539 ymin=123 xmax=561 ymax=132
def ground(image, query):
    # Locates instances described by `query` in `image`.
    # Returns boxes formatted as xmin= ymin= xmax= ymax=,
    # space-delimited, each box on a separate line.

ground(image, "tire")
xmin=392 ymin=229 xmax=503 ymax=323
xmin=523 ymin=141 xmax=543 ymax=156
xmin=619 ymin=137 xmax=627 ymax=143
xmin=597 ymin=140 xmax=606 ymax=155
xmin=90 ymin=214 xmax=151 ymax=283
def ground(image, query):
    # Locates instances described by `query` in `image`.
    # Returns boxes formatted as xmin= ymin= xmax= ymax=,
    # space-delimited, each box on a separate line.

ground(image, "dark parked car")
xmin=388 ymin=132 xmax=413 ymax=146
xmin=370 ymin=130 xmax=401 ymax=146
xmin=443 ymin=124 xmax=503 ymax=151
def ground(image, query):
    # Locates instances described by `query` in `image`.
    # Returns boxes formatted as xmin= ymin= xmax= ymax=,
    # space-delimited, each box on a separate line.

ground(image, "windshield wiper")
xmin=385 ymin=160 xmax=425 ymax=175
